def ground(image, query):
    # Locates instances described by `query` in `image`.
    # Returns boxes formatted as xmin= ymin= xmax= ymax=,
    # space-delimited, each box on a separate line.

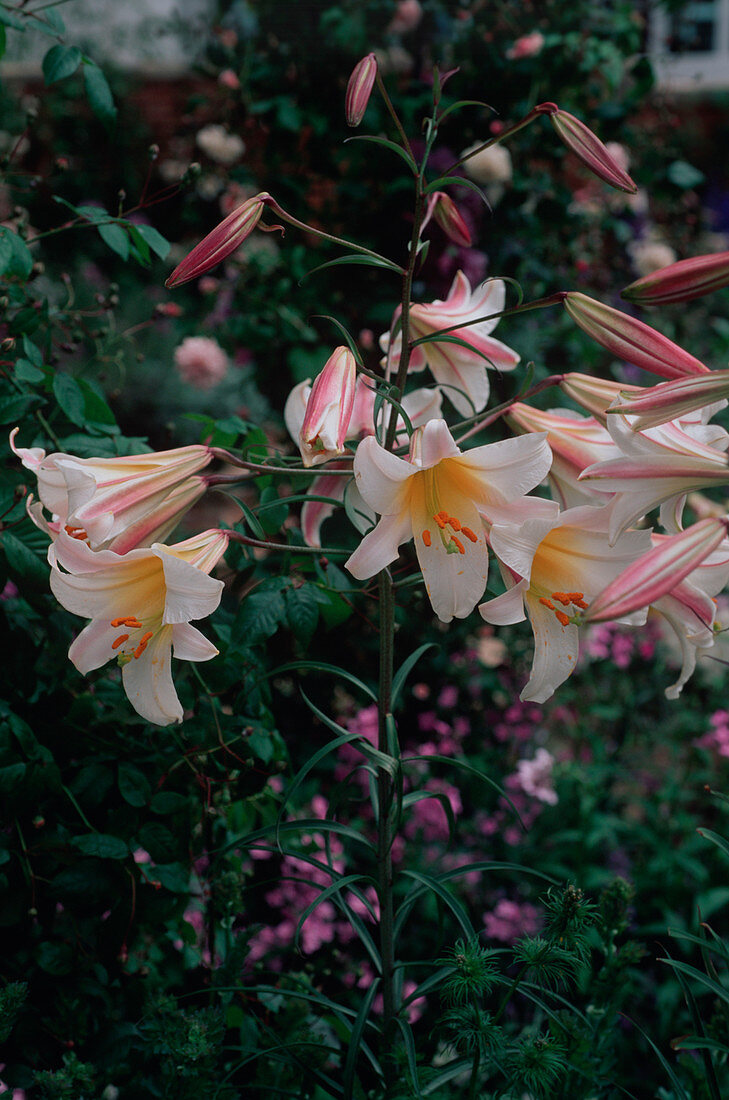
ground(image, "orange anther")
xmin=422 ymin=529 xmax=432 ymax=547
xmin=551 ymin=592 xmax=572 ymax=606
xmin=567 ymin=592 xmax=585 ymax=602
xmin=451 ymin=535 xmax=465 ymax=555
xmin=572 ymin=598 xmax=588 ymax=610
xmin=447 ymin=516 xmax=462 ymax=531
xmin=539 ymin=597 xmax=555 ymax=610
xmin=112 ymin=634 xmax=129 ymax=649
xmin=134 ymin=631 xmax=154 ymax=659
xmin=555 ymin=610 xmax=571 ymax=627
xmin=436 ymin=510 xmax=450 ymax=521
xmin=461 ymin=527 xmax=478 ymax=543
xmin=111 ymin=617 xmax=127 ymax=627
xmin=433 ymin=513 xmax=447 ymax=529
xmin=65 ymin=525 xmax=88 ymax=540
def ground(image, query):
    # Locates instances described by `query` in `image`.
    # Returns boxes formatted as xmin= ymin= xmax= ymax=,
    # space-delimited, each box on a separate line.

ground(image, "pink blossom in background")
xmin=388 ymin=0 xmax=423 ymax=34
xmin=511 ymin=748 xmax=558 ymax=806
xmin=0 ymin=581 xmax=18 ymax=600
xmin=695 ymin=710 xmax=729 ymax=757
xmin=174 ymin=336 xmax=229 ymax=389
xmin=218 ymin=69 xmax=241 ymax=90
xmin=493 ymin=701 xmax=543 ymax=743
xmin=506 ymin=31 xmax=545 ymax=60
xmin=484 ymin=898 xmax=541 ymax=942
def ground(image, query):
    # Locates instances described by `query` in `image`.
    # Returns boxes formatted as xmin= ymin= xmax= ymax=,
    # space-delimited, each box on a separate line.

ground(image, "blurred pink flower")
xmin=484 ymin=898 xmax=541 ymax=942
xmin=174 ymin=336 xmax=229 ymax=389
xmin=388 ymin=0 xmax=423 ymax=34
xmin=513 ymin=748 xmax=558 ymax=805
xmin=506 ymin=32 xmax=544 ymax=60
xmin=218 ymin=68 xmax=240 ymax=90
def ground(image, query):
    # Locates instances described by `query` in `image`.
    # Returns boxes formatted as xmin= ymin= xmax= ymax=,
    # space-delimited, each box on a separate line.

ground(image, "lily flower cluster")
xmin=10 ymin=430 xmax=229 ymax=725
xmin=12 ymin=60 xmax=729 ymax=726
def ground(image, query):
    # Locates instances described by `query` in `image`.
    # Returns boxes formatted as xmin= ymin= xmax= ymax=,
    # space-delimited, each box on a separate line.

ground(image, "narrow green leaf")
xmin=345 ymin=133 xmax=418 ymax=173
xmin=294 ymin=873 xmax=369 ymax=952
xmin=395 ymin=1017 xmax=424 ymax=1098
xmin=53 ymin=372 xmax=86 ymax=426
xmin=658 ymin=956 xmax=729 ymax=1009
xmin=42 ymin=44 xmax=81 ymax=85
xmin=0 ymin=8 xmax=25 ymax=30
xmin=224 ymin=817 xmax=376 ymax=856
xmin=83 ymin=62 xmax=117 ymax=126
xmin=301 ymin=689 xmax=398 ymax=776
xmin=72 ymin=834 xmax=129 ymax=860
xmin=398 ymin=869 xmax=475 ymax=940
xmin=271 ymin=660 xmax=376 ymax=703
xmin=131 ymin=222 xmax=170 ymax=259
xmin=697 ymin=827 xmax=729 ymax=862
xmin=98 ymin=221 xmax=130 ymax=261
xmin=343 ymin=978 xmax=381 ymax=1100
xmin=392 ymin=643 xmax=439 ymax=708
xmin=403 ymin=754 xmax=525 ymax=827
xmin=622 ymin=1015 xmax=691 ymax=1100
xmin=312 ymin=314 xmax=364 ymax=366
xmin=303 ymin=253 xmax=404 ymax=279
xmin=437 ymin=98 xmax=494 ymax=122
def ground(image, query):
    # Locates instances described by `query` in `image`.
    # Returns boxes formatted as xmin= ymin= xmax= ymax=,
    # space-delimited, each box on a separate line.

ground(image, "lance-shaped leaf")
xmin=622 ymin=250 xmax=729 ymax=305
xmin=545 ymin=106 xmax=637 ymax=193
xmin=165 ymin=192 xmax=271 ymax=286
xmin=564 ymin=292 xmax=709 ymax=380
xmin=583 ymin=517 xmax=729 ymax=623
xmin=609 ymin=369 xmax=729 ymax=430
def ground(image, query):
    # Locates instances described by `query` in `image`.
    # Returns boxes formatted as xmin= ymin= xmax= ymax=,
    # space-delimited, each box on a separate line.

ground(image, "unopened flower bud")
xmin=299 ymin=346 xmax=357 ymax=466
xmin=542 ymin=104 xmax=637 ymax=194
xmin=622 ymin=250 xmax=729 ymax=305
xmin=585 ymin=517 xmax=729 ymax=622
xmin=427 ymin=191 xmax=472 ymax=247
xmin=345 ymin=53 xmax=377 ymax=127
xmin=559 ymin=372 xmax=641 ymax=421
xmin=564 ymin=292 xmax=708 ymax=380
xmin=165 ymin=192 xmax=270 ymax=287
xmin=608 ymin=369 xmax=729 ymax=430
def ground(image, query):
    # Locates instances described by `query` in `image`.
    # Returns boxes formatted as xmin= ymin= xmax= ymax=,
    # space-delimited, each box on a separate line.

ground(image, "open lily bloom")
xmin=287 ymin=383 xmax=443 ymax=547
xmin=579 ymin=411 xmax=729 ymax=541
xmin=379 ymin=272 xmax=520 ymax=417
xmin=10 ymin=430 xmax=212 ymax=551
xmin=346 ymin=419 xmax=551 ymax=622
xmin=507 ymin=403 xmax=619 ymax=508
xmin=50 ymin=528 xmax=228 ymax=725
xmin=479 ymin=504 xmax=651 ymax=702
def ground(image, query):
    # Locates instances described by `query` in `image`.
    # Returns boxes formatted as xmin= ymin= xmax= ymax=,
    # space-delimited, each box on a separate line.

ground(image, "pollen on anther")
xmin=433 ymin=513 xmax=447 ymax=529
xmin=572 ymin=597 xmax=588 ymax=610
xmin=436 ymin=510 xmax=450 ymax=522
xmin=555 ymin=610 xmax=571 ymax=627
xmin=539 ymin=597 xmax=555 ymax=610
xmin=461 ymin=527 xmax=478 ymax=543
xmin=551 ymin=592 xmax=572 ymax=606
xmin=451 ymin=535 xmax=465 ymax=555
xmin=134 ymin=631 xmax=154 ymax=659
xmin=422 ymin=529 xmax=432 ymax=547
xmin=447 ymin=516 xmax=462 ymax=531
xmin=112 ymin=633 xmax=129 ymax=649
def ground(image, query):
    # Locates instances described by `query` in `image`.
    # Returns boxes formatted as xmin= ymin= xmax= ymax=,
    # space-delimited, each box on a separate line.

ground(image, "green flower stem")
xmin=384 ymin=183 xmax=425 ymax=450
xmin=377 ymin=568 xmax=397 ymax=1083
xmin=375 ymin=70 xmax=417 ymax=167
xmin=224 ymin=530 xmax=350 ymax=556
xmin=209 ymin=449 xmax=354 ymax=476
xmin=467 ymin=1045 xmax=482 ymax=1100
xmin=454 ymin=373 xmax=566 ymax=445
xmin=265 ymin=197 xmax=404 ymax=271
xmin=442 ymin=105 xmax=546 ymax=177
xmin=408 ymin=291 xmax=568 ymax=348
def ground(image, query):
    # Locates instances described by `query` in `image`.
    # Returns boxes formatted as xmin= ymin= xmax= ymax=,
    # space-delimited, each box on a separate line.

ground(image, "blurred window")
xmin=650 ymin=0 xmax=729 ymax=87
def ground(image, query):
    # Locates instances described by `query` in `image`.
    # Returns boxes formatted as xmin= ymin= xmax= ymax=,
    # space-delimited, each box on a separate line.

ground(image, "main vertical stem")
xmin=377 ymin=567 xmax=396 ymax=1084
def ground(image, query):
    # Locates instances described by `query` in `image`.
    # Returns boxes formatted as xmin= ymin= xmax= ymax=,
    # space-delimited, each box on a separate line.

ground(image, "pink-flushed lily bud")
xmin=584 ymin=517 xmax=729 ymax=623
xmin=541 ymin=106 xmax=637 ymax=193
xmin=345 ymin=53 xmax=377 ymax=127
xmin=10 ymin=429 xmax=212 ymax=551
xmin=608 ymin=369 xmax=729 ymax=431
xmin=424 ymin=191 xmax=472 ymax=248
xmin=165 ymin=193 xmax=271 ymax=287
xmin=559 ymin=372 xmax=642 ymax=422
xmin=564 ymin=293 xmax=709 ymax=380
xmin=622 ymin=250 xmax=729 ymax=305
xmin=298 ymin=346 xmax=357 ymax=467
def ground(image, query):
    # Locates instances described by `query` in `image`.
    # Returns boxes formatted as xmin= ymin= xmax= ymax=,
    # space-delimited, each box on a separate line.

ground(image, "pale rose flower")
xmin=628 ymin=239 xmax=679 ymax=278
xmin=388 ymin=0 xmax=423 ymax=34
xmin=374 ymin=46 xmax=414 ymax=76
xmin=506 ymin=31 xmax=544 ymax=60
xmin=195 ymin=124 xmax=245 ymax=166
xmin=461 ymin=141 xmax=513 ymax=186
xmin=174 ymin=336 xmax=229 ymax=390
xmin=218 ymin=68 xmax=240 ymax=90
